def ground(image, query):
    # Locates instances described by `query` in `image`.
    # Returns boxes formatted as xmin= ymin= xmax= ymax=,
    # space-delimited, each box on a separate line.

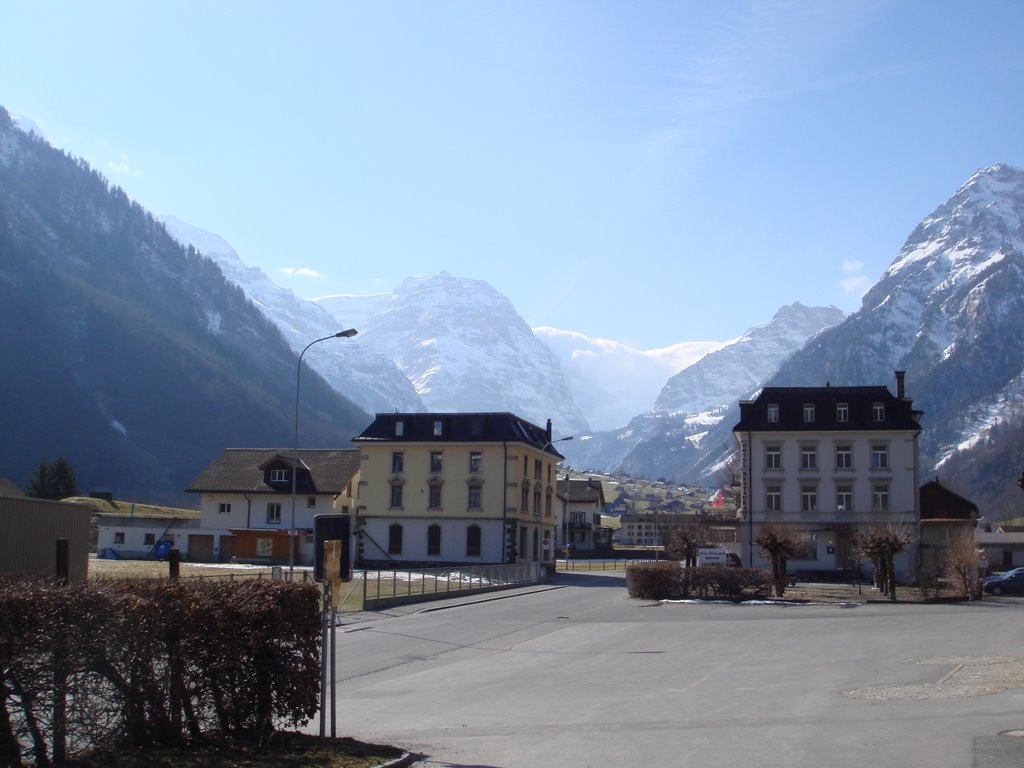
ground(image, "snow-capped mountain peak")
xmin=158 ymin=216 xmax=423 ymax=416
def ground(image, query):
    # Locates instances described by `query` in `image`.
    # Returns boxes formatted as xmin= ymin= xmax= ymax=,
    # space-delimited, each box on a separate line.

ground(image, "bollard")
xmin=168 ymin=548 xmax=181 ymax=579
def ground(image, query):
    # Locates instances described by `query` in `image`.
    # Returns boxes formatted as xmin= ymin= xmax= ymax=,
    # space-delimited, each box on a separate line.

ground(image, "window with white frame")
xmin=767 ymin=403 xmax=779 ymax=423
xmin=803 ymin=403 xmax=815 ymax=423
xmin=468 ymin=485 xmax=482 ymax=509
xmin=835 ymin=445 xmax=853 ymax=470
xmin=270 ymin=468 xmax=288 ymax=483
xmin=836 ymin=402 xmax=849 ymax=423
xmin=469 ymin=451 xmax=482 ymax=473
xmin=266 ymin=503 xmax=281 ymax=524
xmin=430 ymin=451 xmax=443 ymax=473
xmin=429 ymin=484 xmax=442 ymax=509
xmin=218 ymin=502 xmax=232 ymax=514
xmin=433 ymin=420 xmax=443 ymax=436
xmin=766 ymin=486 xmax=782 ymax=512
xmin=391 ymin=452 xmax=404 ymax=473
xmin=872 ymin=402 xmax=885 ymax=421
xmin=871 ymin=445 xmax=889 ymax=469
xmin=394 ymin=420 xmax=404 ymax=436
xmin=800 ymin=485 xmax=817 ymax=512
xmin=872 ymin=485 xmax=889 ymax=511
xmin=800 ymin=445 xmax=817 ymax=470
xmin=765 ymin=446 xmax=782 ymax=470
xmin=836 ymin=485 xmax=853 ymax=512
xmin=389 ymin=484 xmax=403 ymax=508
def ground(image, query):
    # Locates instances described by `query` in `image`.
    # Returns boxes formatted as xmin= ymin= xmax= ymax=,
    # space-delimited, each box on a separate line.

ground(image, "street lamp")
xmin=290 ymin=329 xmax=358 ymax=574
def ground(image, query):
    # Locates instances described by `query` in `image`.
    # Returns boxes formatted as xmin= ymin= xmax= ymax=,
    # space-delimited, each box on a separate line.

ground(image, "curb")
xmin=377 ymin=752 xmax=417 ymax=767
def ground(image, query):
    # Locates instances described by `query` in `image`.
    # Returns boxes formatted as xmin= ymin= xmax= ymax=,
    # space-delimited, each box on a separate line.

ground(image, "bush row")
xmin=0 ymin=577 xmax=322 ymax=767
xmin=625 ymin=562 xmax=772 ymax=601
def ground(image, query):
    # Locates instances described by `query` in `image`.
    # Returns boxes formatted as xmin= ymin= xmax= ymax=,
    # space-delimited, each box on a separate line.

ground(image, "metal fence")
xmin=556 ymin=558 xmax=654 ymax=571
xmin=362 ymin=562 xmax=543 ymax=610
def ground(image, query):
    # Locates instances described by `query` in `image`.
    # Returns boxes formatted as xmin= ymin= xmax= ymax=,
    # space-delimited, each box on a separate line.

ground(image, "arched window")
xmin=466 ymin=525 xmax=481 ymax=557
xmin=427 ymin=524 xmax=442 ymax=556
xmin=388 ymin=524 xmax=403 ymax=555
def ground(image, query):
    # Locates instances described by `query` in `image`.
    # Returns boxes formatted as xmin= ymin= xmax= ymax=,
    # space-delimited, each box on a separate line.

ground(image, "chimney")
xmin=546 ymin=419 xmax=553 ymax=443
xmin=895 ymin=371 xmax=906 ymax=399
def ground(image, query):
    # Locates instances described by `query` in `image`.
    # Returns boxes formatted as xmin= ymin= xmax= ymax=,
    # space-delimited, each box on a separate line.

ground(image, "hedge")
xmin=625 ymin=562 xmax=772 ymax=601
xmin=0 ymin=577 xmax=322 ymax=767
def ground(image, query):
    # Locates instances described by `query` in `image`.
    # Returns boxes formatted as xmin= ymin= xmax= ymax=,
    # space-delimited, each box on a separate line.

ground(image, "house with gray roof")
xmin=186 ymin=448 xmax=361 ymax=565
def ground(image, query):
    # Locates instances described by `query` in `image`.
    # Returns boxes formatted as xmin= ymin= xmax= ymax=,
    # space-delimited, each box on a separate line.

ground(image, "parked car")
xmin=983 ymin=570 xmax=1024 ymax=595
xmin=985 ymin=566 xmax=1024 ymax=582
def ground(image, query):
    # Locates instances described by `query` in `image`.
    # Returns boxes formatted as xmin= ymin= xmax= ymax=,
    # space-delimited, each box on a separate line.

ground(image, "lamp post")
xmin=290 ymin=329 xmax=358 ymax=574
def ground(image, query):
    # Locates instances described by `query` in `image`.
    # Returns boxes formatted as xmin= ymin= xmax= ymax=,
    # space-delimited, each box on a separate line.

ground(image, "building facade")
xmin=353 ymin=413 xmax=566 ymax=568
xmin=556 ymin=477 xmax=607 ymax=551
xmin=733 ymin=372 xmax=923 ymax=580
xmin=186 ymin=448 xmax=360 ymax=565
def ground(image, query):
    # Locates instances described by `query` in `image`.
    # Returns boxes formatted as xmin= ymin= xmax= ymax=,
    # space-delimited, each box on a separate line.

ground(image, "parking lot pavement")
xmin=321 ymin=571 xmax=1024 ymax=768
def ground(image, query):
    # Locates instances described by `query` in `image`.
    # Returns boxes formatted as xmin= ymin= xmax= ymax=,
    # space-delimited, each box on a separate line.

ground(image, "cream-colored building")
xmin=353 ymin=413 xmax=567 ymax=568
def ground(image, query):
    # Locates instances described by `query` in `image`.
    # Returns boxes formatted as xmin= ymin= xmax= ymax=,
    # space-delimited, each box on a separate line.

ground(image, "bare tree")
xmin=666 ymin=518 xmax=718 ymax=568
xmin=854 ymin=523 xmax=913 ymax=601
xmin=754 ymin=524 xmax=809 ymax=597
xmin=944 ymin=528 xmax=981 ymax=598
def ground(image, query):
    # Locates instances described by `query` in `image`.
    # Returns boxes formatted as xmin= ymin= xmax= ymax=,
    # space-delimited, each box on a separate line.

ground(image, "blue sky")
xmin=3 ymin=1 xmax=1023 ymax=349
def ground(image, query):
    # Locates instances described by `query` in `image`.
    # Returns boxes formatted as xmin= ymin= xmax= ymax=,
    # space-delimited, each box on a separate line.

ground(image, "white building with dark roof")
xmin=186 ymin=448 xmax=360 ymax=565
xmin=733 ymin=372 xmax=923 ymax=580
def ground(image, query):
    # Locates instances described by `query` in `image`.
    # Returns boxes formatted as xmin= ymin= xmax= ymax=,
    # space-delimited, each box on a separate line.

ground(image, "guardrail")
xmin=362 ymin=562 xmax=543 ymax=610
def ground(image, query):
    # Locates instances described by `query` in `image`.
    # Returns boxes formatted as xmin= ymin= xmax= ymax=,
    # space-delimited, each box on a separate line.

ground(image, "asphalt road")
xmin=320 ymin=571 xmax=1024 ymax=768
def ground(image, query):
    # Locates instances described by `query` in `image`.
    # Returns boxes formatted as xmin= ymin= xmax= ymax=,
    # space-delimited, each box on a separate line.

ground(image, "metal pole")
xmin=330 ymin=605 xmax=337 ymax=738
xmin=291 ymin=330 xmax=357 ymax=574
xmin=319 ymin=582 xmax=329 ymax=738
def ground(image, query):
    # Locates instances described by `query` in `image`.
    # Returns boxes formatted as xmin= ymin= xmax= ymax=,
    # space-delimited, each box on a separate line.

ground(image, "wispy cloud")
xmin=278 ymin=267 xmax=327 ymax=278
xmin=107 ymin=154 xmax=141 ymax=176
xmin=840 ymin=258 xmax=870 ymax=295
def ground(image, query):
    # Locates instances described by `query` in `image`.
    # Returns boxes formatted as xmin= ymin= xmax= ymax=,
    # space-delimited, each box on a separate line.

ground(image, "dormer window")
xmin=872 ymin=402 xmax=885 ymax=421
xmin=395 ymin=420 xmax=405 ymax=437
xmin=803 ymin=403 xmax=815 ymax=423
xmin=836 ymin=403 xmax=849 ymax=423
xmin=433 ymin=420 xmax=444 ymax=437
xmin=270 ymin=468 xmax=288 ymax=483
xmin=767 ymin=403 xmax=779 ymax=423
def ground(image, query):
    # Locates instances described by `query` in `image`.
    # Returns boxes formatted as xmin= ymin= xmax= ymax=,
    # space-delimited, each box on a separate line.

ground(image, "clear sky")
xmin=3 ymin=1 xmax=1023 ymax=349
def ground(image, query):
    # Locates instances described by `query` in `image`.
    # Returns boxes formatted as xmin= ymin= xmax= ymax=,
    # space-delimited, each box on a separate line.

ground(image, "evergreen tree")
xmin=26 ymin=459 xmax=55 ymax=498
xmin=25 ymin=456 xmax=79 ymax=499
xmin=52 ymin=456 xmax=80 ymax=498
